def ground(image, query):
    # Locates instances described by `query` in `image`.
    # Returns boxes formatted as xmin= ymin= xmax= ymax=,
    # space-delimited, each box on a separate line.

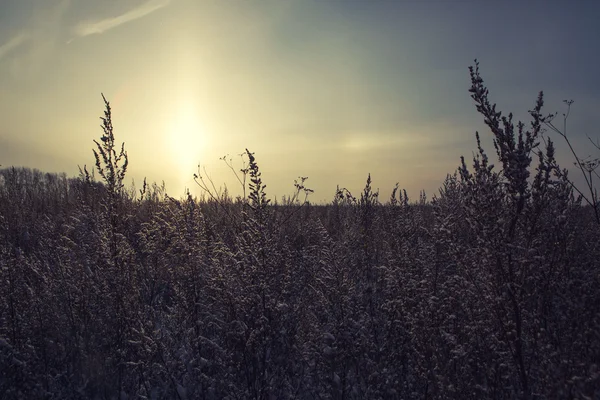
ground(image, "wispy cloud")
xmin=4 ymin=0 xmax=71 ymax=78
xmin=0 ymin=33 xmax=28 ymax=61
xmin=74 ymin=0 xmax=170 ymax=37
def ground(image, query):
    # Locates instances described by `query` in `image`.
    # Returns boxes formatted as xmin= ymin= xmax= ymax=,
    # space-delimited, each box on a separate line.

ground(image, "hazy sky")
xmin=1 ymin=0 xmax=599 ymax=202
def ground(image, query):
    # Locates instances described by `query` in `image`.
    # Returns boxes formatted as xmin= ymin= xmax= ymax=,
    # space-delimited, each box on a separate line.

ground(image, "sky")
xmin=0 ymin=0 xmax=599 ymax=203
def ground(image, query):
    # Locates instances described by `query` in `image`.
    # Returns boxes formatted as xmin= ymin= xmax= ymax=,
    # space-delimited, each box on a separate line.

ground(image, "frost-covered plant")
xmin=93 ymin=94 xmax=128 ymax=200
xmin=434 ymin=60 xmax=597 ymax=399
xmin=543 ymin=100 xmax=600 ymax=224
xmin=245 ymin=148 xmax=270 ymax=219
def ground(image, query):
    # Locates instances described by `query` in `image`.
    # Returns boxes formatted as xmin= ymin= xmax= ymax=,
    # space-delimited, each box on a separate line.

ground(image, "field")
xmin=0 ymin=65 xmax=599 ymax=399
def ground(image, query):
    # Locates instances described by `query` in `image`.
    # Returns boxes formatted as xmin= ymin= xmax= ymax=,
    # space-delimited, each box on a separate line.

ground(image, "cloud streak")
xmin=73 ymin=0 xmax=170 ymax=37
xmin=0 ymin=33 xmax=28 ymax=61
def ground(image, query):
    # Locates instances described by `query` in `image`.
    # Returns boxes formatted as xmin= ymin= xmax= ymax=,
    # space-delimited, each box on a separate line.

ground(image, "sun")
xmin=167 ymin=102 xmax=210 ymax=178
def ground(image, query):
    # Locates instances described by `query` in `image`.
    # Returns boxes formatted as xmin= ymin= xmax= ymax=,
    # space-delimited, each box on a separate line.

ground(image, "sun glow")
xmin=167 ymin=102 xmax=210 ymax=180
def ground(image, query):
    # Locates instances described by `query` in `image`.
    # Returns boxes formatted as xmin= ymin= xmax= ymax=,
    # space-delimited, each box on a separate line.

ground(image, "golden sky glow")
xmin=1 ymin=0 xmax=599 ymax=202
